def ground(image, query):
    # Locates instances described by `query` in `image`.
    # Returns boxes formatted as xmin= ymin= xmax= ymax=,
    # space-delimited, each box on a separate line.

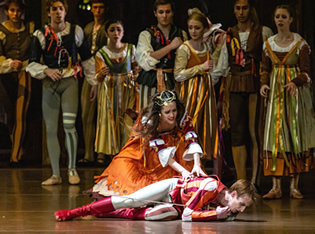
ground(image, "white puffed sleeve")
xmin=135 ymin=31 xmax=160 ymax=71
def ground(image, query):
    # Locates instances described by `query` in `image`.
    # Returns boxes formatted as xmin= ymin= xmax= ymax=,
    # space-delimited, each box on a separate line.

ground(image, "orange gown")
xmin=92 ymin=113 xmax=203 ymax=196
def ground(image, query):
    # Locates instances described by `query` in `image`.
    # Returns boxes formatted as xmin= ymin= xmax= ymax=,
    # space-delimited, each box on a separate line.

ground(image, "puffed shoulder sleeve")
xmin=149 ymin=138 xmax=176 ymax=167
xmin=26 ymin=29 xmax=49 ymax=79
xmin=174 ymin=44 xmax=204 ymax=82
xmin=135 ymin=30 xmax=160 ymax=71
xmin=142 ymin=115 xmax=175 ymax=167
xmin=75 ymin=25 xmax=92 ymax=61
xmin=0 ymin=31 xmax=13 ymax=73
xmin=180 ymin=114 xmax=203 ymax=160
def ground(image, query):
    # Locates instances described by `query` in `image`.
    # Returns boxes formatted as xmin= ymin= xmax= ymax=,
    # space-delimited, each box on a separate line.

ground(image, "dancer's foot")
xmin=68 ymin=169 xmax=80 ymax=185
xmin=290 ymin=188 xmax=303 ymax=199
xmin=42 ymin=175 xmax=62 ymax=186
xmin=263 ymin=189 xmax=282 ymax=199
xmin=55 ymin=210 xmax=74 ymax=221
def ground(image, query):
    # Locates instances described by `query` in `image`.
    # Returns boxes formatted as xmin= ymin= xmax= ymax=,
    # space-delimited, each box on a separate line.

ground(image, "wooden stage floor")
xmin=0 ymin=167 xmax=315 ymax=233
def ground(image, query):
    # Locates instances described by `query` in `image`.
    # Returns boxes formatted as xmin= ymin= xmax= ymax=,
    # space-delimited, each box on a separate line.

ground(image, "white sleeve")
xmin=26 ymin=62 xmax=48 ymax=79
xmin=158 ymin=146 xmax=177 ymax=167
xmin=74 ymin=25 xmax=84 ymax=47
xmin=82 ymin=56 xmax=97 ymax=85
xmin=181 ymin=131 xmax=203 ymax=160
xmin=212 ymin=41 xmax=229 ymax=78
xmin=135 ymin=31 xmax=160 ymax=71
xmin=131 ymin=44 xmax=137 ymax=63
xmin=149 ymin=139 xmax=176 ymax=167
xmin=25 ymin=30 xmax=47 ymax=79
xmin=0 ymin=31 xmax=13 ymax=73
xmin=182 ymin=142 xmax=203 ymax=161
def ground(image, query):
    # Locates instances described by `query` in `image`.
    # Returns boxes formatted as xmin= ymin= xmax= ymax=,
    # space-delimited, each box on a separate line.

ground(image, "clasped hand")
xmin=181 ymin=165 xmax=207 ymax=180
xmin=169 ymin=37 xmax=183 ymax=50
xmin=216 ymin=206 xmax=232 ymax=220
xmin=260 ymin=82 xmax=297 ymax=97
xmin=44 ymin=68 xmax=63 ymax=81
xmin=11 ymin=60 xmax=22 ymax=71
xmin=202 ymin=60 xmax=213 ymax=71
xmin=100 ymin=65 xmax=110 ymax=76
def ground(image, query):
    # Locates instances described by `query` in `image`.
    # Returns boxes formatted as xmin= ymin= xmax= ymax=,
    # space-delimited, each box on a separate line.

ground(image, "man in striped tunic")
xmin=55 ymin=176 xmax=258 ymax=222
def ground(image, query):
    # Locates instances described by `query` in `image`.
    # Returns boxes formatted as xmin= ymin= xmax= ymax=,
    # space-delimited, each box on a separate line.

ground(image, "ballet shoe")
xmin=55 ymin=210 xmax=74 ymax=221
xmin=68 ymin=169 xmax=80 ymax=185
xmin=42 ymin=175 xmax=62 ymax=186
xmin=290 ymin=188 xmax=303 ymax=199
xmin=263 ymin=189 xmax=282 ymax=199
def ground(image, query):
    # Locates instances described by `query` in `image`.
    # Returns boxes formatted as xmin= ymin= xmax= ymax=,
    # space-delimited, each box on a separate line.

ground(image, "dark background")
xmin=0 ymin=0 xmax=314 ymax=167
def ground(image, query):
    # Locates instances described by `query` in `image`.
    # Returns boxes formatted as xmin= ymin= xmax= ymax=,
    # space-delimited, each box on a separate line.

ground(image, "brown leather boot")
xmin=263 ymin=176 xmax=282 ymax=199
xmin=290 ymin=174 xmax=303 ymax=199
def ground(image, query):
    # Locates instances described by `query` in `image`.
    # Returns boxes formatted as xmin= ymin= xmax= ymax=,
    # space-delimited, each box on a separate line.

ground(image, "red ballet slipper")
xmin=55 ymin=210 xmax=74 ymax=221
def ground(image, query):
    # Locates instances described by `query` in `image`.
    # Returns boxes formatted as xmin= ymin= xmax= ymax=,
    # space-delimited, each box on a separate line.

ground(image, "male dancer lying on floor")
xmin=55 ymin=176 xmax=258 ymax=222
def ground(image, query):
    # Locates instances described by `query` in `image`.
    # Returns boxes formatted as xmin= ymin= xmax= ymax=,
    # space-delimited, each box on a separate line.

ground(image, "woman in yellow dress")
xmin=174 ymin=8 xmax=219 ymax=166
xmin=94 ymin=19 xmax=137 ymax=159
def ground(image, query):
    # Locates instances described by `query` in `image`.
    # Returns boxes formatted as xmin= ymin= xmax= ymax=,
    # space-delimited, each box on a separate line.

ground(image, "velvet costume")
xmin=92 ymin=113 xmax=203 ymax=197
xmin=99 ymin=175 xmax=227 ymax=221
xmin=57 ymin=176 xmax=228 ymax=222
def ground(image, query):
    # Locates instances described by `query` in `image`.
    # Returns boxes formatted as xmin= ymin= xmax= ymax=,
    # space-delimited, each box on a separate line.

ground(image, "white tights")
xmin=111 ymin=178 xmax=178 ymax=210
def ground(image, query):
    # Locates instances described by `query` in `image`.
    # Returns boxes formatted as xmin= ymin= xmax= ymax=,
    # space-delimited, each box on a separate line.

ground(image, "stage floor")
xmin=1 ymin=167 xmax=315 ymax=233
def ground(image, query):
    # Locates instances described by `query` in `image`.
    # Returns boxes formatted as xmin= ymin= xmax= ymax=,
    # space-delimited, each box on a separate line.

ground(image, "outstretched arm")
xmin=167 ymin=157 xmax=192 ymax=180
xmin=190 ymin=153 xmax=207 ymax=177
